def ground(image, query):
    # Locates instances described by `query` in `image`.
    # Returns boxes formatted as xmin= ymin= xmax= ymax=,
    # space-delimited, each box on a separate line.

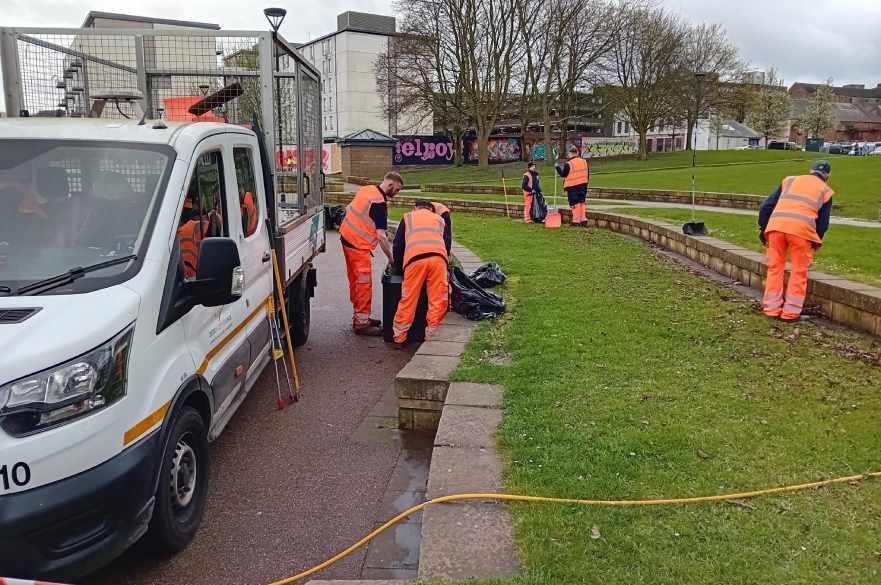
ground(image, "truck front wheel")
xmin=288 ymin=271 xmax=312 ymax=347
xmin=146 ymin=406 xmax=209 ymax=553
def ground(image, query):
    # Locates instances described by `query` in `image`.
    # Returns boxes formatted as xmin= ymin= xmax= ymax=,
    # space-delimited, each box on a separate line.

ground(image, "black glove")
xmin=759 ymin=232 xmax=767 ymax=246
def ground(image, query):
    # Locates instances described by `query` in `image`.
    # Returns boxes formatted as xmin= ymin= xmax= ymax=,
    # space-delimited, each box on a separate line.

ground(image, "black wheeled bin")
xmin=382 ymin=271 xmax=429 ymax=343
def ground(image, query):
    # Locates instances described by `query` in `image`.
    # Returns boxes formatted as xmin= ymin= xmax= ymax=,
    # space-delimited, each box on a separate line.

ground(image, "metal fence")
xmin=0 ymin=27 xmax=322 ymax=227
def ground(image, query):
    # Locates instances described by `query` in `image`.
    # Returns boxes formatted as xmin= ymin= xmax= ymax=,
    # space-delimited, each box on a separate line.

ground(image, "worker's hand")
xmin=811 ymin=241 xmax=822 ymax=250
xmin=758 ymin=232 xmax=767 ymax=246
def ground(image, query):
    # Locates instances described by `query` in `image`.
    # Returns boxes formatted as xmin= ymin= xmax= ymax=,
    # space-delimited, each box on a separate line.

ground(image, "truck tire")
xmin=146 ymin=406 xmax=209 ymax=553
xmin=288 ymin=272 xmax=311 ymax=347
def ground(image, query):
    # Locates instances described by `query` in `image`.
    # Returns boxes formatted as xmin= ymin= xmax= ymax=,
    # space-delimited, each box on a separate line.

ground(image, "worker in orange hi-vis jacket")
xmin=554 ymin=145 xmax=590 ymax=226
xmin=390 ymin=200 xmax=451 ymax=346
xmin=339 ymin=171 xmax=403 ymax=336
xmin=758 ymin=160 xmax=834 ymax=321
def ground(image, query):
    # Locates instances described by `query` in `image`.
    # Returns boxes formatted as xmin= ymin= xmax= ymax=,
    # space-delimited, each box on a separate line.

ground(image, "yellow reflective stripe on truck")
xmin=124 ymin=400 xmax=171 ymax=445
xmin=196 ymin=295 xmax=273 ymax=376
xmin=123 ymin=295 xmax=273 ymax=446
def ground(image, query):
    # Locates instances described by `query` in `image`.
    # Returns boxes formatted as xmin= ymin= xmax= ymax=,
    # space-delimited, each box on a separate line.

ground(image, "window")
xmin=616 ymin=121 xmax=623 ymax=134
xmin=233 ymin=148 xmax=259 ymax=237
xmin=178 ymin=151 xmax=227 ymax=279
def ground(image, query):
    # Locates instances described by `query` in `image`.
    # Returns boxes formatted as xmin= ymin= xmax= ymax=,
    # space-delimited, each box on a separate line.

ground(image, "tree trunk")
xmin=478 ymin=127 xmax=491 ymax=169
xmin=543 ymin=104 xmax=553 ymax=163
xmin=452 ymin=126 xmax=464 ymax=167
xmin=685 ymin=118 xmax=695 ymax=151
xmin=639 ymin=131 xmax=648 ymax=160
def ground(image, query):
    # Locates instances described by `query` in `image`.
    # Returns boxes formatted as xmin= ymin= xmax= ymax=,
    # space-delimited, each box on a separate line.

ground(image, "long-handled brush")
xmin=545 ymin=159 xmax=562 ymax=229
xmin=501 ymin=170 xmax=511 ymax=219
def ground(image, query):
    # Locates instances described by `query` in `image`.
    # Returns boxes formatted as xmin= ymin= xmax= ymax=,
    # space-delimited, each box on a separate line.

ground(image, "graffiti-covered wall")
xmin=394 ymin=135 xmax=455 ymax=165
xmin=464 ymin=136 xmax=523 ymax=163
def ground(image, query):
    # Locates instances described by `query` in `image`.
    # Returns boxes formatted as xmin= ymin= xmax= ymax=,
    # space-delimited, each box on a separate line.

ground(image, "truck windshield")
xmin=0 ymin=140 xmax=172 ymax=294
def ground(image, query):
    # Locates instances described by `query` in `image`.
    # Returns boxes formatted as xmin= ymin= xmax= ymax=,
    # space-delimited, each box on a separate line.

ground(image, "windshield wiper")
xmin=0 ymin=285 xmax=11 ymax=295
xmin=14 ymin=254 xmax=138 ymax=296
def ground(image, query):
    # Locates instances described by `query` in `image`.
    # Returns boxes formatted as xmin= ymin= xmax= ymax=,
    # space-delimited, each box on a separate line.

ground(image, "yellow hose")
xmin=267 ymin=470 xmax=881 ymax=585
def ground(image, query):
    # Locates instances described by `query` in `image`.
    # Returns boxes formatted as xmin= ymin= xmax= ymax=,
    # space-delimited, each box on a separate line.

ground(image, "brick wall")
xmin=341 ymin=145 xmax=393 ymax=179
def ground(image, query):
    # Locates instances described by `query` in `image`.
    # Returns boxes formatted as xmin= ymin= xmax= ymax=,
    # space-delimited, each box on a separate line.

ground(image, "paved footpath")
xmin=89 ymin=232 xmax=426 ymax=585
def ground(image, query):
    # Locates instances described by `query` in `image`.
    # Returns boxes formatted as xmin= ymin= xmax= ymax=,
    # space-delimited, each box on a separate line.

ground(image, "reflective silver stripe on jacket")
xmin=769 ymin=211 xmax=817 ymax=229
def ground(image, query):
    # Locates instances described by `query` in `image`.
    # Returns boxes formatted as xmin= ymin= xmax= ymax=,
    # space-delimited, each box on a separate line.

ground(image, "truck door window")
xmin=178 ymin=151 xmax=228 ymax=280
xmin=233 ymin=147 xmax=260 ymax=238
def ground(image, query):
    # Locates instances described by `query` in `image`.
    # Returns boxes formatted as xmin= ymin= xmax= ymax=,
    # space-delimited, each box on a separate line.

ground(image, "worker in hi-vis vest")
xmin=339 ymin=171 xmax=403 ymax=336
xmin=758 ymin=160 xmax=834 ymax=321
xmin=521 ymin=161 xmax=541 ymax=224
xmin=554 ymin=146 xmax=589 ymax=226
xmin=391 ymin=200 xmax=451 ymax=345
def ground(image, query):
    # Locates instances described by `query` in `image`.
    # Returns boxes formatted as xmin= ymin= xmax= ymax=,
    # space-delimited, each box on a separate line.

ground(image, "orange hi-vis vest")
xmin=178 ymin=219 xmax=205 ymax=279
xmin=340 ymin=185 xmax=386 ymax=250
xmin=563 ymin=157 xmax=589 ymax=189
xmin=241 ymin=191 xmax=258 ymax=234
xmin=523 ymin=172 xmax=533 ymax=196
xmin=402 ymin=208 xmax=448 ymax=268
xmin=766 ymin=174 xmax=834 ymax=244
xmin=431 ymin=201 xmax=451 ymax=216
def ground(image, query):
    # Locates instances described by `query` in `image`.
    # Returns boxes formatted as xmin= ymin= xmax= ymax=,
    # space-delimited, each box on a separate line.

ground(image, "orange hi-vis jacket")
xmin=402 ymin=208 xmax=448 ymax=268
xmin=765 ymin=174 xmax=834 ymax=244
xmin=563 ymin=156 xmax=589 ymax=189
xmin=431 ymin=201 xmax=451 ymax=216
xmin=241 ymin=191 xmax=258 ymax=234
xmin=178 ymin=219 xmax=204 ymax=279
xmin=340 ymin=185 xmax=386 ymax=250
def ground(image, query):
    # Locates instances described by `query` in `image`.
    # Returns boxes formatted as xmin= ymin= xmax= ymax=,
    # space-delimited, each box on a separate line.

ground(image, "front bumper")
xmin=0 ymin=432 xmax=160 ymax=581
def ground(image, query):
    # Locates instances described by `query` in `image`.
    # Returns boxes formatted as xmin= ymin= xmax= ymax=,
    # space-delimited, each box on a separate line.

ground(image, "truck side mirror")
xmin=191 ymin=238 xmax=243 ymax=307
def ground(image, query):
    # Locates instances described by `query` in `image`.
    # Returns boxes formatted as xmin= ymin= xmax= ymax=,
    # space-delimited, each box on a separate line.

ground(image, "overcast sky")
xmin=2 ymin=0 xmax=880 ymax=111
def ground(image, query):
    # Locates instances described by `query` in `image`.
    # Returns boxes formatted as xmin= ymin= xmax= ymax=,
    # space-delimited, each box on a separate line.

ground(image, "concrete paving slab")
xmin=363 ymin=521 xmax=422 ymax=570
xmin=441 ymin=312 xmax=479 ymax=328
xmin=434 ymin=405 xmax=502 ymax=449
xmin=374 ymin=489 xmax=426 ymax=526
xmin=308 ymin=581 xmax=410 ymax=585
xmin=430 ymin=324 xmax=476 ymax=343
xmin=446 ymin=382 xmax=503 ymax=408
xmin=395 ymin=355 xmax=460 ymax=402
xmin=426 ymin=446 xmax=504 ymax=499
xmin=419 ymin=502 xmax=519 ymax=580
xmin=416 ymin=340 xmax=467 ymax=358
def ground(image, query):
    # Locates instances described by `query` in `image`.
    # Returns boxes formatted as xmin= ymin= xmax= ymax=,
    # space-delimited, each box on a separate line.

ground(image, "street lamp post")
xmin=264 ymin=7 xmax=287 ymax=178
xmin=684 ymin=72 xmax=709 ymax=235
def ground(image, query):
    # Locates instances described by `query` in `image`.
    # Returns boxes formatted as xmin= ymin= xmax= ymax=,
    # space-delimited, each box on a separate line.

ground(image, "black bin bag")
xmin=449 ymin=266 xmax=506 ymax=321
xmin=324 ymin=205 xmax=346 ymax=230
xmin=531 ymin=192 xmax=548 ymax=224
xmin=469 ymin=262 xmax=507 ymax=288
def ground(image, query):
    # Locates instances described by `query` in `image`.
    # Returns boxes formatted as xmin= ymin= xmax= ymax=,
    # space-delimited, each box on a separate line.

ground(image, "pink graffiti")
xmin=395 ymin=137 xmax=454 ymax=163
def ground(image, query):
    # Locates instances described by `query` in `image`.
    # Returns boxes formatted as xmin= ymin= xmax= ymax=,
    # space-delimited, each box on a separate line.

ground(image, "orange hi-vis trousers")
xmin=393 ymin=255 xmax=449 ymax=343
xmin=342 ymin=244 xmax=374 ymax=329
xmin=571 ymin=202 xmax=586 ymax=224
xmin=523 ymin=193 xmax=533 ymax=223
xmin=763 ymin=231 xmax=814 ymax=320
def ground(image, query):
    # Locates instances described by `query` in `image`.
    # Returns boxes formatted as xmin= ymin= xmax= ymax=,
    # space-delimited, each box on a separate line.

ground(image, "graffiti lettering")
xmin=394 ymin=135 xmax=455 ymax=165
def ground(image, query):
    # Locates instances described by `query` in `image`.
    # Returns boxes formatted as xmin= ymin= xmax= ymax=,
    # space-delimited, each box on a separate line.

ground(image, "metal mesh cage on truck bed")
xmin=0 ymin=27 xmax=323 ymax=229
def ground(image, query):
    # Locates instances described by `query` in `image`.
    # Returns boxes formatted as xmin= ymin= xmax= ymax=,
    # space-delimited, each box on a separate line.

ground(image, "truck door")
xmin=230 ymin=141 xmax=273 ymax=379
xmin=179 ymin=146 xmax=249 ymax=421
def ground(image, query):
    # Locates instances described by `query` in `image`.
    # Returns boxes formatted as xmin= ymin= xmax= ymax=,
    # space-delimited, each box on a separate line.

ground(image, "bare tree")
xmin=679 ymin=23 xmax=739 ymax=150
xmin=746 ymin=68 xmax=791 ymax=146
xmin=605 ymin=6 xmax=688 ymax=159
xmin=376 ymin=1 xmax=470 ymax=165
xmin=801 ymin=82 xmax=836 ymax=141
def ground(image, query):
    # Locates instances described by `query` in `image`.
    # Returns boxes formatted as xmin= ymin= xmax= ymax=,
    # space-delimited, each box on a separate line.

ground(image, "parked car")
xmin=766 ymin=140 xmax=801 ymax=151
xmin=870 ymin=146 xmax=881 ymax=156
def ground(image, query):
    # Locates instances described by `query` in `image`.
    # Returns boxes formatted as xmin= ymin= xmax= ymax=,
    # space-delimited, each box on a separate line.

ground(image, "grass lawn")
xmin=385 ymin=151 xmax=881 ymax=220
xmin=603 ymin=207 xmax=881 ymax=288
xmin=443 ymin=213 xmax=881 ymax=585
xmin=387 ymin=150 xmax=810 ymax=185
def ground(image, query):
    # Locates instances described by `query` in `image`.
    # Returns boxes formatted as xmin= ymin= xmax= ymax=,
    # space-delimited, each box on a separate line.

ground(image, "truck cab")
xmin=0 ymin=115 xmax=321 ymax=579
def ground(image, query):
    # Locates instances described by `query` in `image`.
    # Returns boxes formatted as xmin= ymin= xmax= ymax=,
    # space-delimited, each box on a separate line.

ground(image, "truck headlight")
xmin=0 ymin=324 xmax=134 ymax=436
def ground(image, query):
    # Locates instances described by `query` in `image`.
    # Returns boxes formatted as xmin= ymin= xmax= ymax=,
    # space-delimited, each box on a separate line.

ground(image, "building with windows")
xmin=296 ymin=12 xmax=433 ymax=140
xmin=787 ymin=82 xmax=881 ymax=143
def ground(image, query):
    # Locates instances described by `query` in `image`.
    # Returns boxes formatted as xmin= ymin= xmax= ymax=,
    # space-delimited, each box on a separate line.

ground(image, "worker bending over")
xmin=555 ymin=146 xmax=589 ymax=226
xmin=391 ymin=199 xmax=451 ymax=345
xmin=521 ymin=161 xmax=541 ymax=224
xmin=759 ymin=160 xmax=834 ymax=321
xmin=339 ymin=171 xmax=403 ymax=336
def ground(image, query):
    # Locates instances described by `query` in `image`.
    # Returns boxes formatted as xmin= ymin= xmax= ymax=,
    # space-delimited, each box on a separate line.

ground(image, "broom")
xmin=545 ymin=158 xmax=562 ymax=229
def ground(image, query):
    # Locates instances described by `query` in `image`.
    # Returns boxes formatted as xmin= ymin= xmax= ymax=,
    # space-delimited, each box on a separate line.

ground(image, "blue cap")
xmin=811 ymin=160 xmax=831 ymax=180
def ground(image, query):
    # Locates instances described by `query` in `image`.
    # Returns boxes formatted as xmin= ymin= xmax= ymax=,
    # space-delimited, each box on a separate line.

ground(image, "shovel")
xmin=682 ymin=159 xmax=707 ymax=236
xmin=545 ymin=161 xmax=562 ymax=229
